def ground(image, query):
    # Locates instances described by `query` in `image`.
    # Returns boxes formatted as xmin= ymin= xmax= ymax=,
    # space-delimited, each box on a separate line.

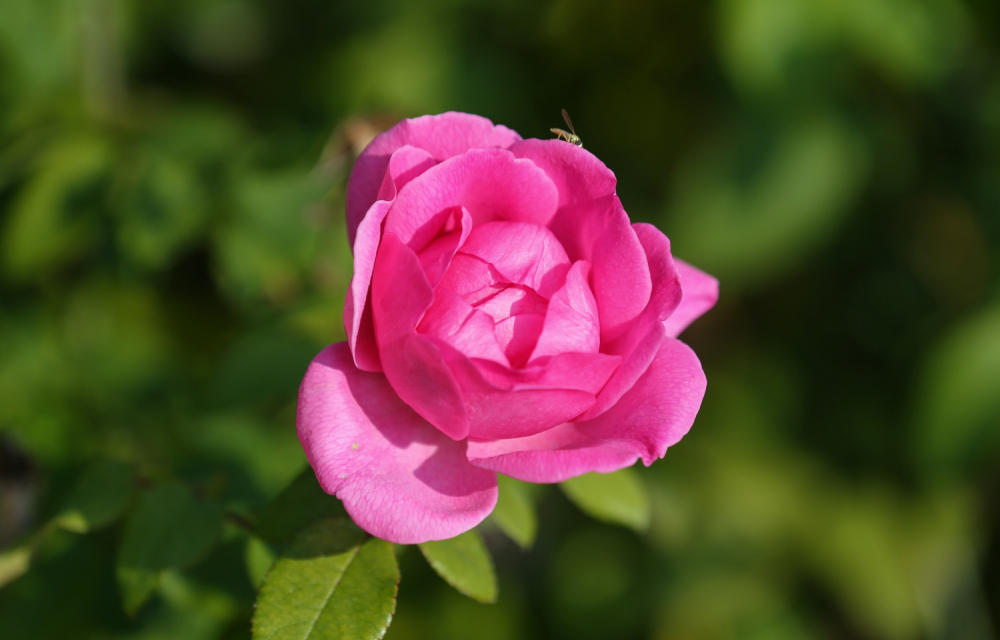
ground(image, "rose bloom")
xmin=297 ymin=113 xmax=717 ymax=544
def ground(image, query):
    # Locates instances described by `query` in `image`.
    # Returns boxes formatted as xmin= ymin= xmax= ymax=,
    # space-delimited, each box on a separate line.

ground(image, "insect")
xmin=550 ymin=108 xmax=583 ymax=147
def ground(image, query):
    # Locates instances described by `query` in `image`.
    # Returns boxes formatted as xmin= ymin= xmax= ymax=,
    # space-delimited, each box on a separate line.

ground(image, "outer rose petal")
xmin=552 ymin=196 xmax=652 ymax=342
xmin=298 ymin=343 xmax=498 ymax=544
xmin=663 ymin=258 xmax=720 ymax=338
xmin=347 ymin=112 xmax=521 ymax=246
xmin=347 ymin=145 xmax=437 ymax=372
xmin=511 ymin=141 xmax=648 ymax=341
xmin=509 ymin=139 xmax=617 ymax=208
xmin=466 ymin=337 xmax=706 ymax=483
xmin=373 ymin=233 xmax=470 ymax=440
xmin=577 ymin=223 xmax=683 ymax=421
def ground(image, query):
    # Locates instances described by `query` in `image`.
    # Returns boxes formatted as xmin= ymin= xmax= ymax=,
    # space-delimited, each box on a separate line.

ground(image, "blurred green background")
xmin=1 ymin=0 xmax=999 ymax=638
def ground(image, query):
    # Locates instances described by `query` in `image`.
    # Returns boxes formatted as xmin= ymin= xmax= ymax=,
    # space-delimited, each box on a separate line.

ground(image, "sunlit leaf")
xmin=252 ymin=519 xmax=399 ymax=640
xmin=490 ymin=476 xmax=537 ymax=549
xmin=561 ymin=468 xmax=651 ymax=532
xmin=55 ymin=460 xmax=134 ymax=533
xmin=1 ymin=137 xmax=109 ymax=279
xmin=419 ymin=530 xmax=498 ymax=603
xmin=255 ymin=466 xmax=346 ymax=544
xmin=917 ymin=304 xmax=1000 ymax=475
xmin=117 ymin=482 xmax=224 ymax=615
xmin=0 ymin=547 xmax=31 ymax=589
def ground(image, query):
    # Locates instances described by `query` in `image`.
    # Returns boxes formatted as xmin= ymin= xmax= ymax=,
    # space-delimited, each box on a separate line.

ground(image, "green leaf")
xmin=256 ymin=466 xmax=346 ymax=544
xmin=917 ymin=304 xmax=1000 ymax=475
xmin=252 ymin=519 xmax=399 ymax=640
xmin=117 ymin=481 xmax=224 ymax=615
xmin=114 ymin=153 xmax=208 ymax=270
xmin=560 ymin=468 xmax=651 ymax=533
xmin=55 ymin=460 xmax=134 ymax=533
xmin=418 ymin=530 xmax=498 ymax=603
xmin=490 ymin=475 xmax=537 ymax=549
xmin=1 ymin=136 xmax=109 ymax=279
xmin=245 ymin=536 xmax=277 ymax=589
xmin=0 ymin=547 xmax=31 ymax=589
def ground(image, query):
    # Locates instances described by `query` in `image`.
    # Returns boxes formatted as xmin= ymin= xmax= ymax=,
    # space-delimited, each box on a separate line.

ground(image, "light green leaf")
xmin=245 ymin=536 xmax=277 ymax=589
xmin=255 ymin=466 xmax=346 ymax=544
xmin=117 ymin=482 xmax=224 ymax=615
xmin=55 ymin=460 xmax=134 ymax=533
xmin=560 ymin=468 xmax=651 ymax=532
xmin=419 ymin=530 xmax=498 ymax=603
xmin=252 ymin=519 xmax=399 ymax=640
xmin=490 ymin=475 xmax=537 ymax=549
xmin=1 ymin=136 xmax=109 ymax=279
xmin=917 ymin=304 xmax=1000 ymax=475
xmin=0 ymin=547 xmax=31 ymax=589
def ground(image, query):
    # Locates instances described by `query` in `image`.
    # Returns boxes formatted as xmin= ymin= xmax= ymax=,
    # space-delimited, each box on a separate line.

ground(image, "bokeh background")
xmin=1 ymin=0 xmax=999 ymax=638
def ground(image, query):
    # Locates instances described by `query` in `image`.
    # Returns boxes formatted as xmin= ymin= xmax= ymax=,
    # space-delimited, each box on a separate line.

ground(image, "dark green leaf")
xmin=490 ymin=475 xmax=537 ymax=549
xmin=116 ymin=481 xmax=224 ymax=615
xmin=561 ymin=468 xmax=651 ymax=533
xmin=252 ymin=519 xmax=399 ymax=640
xmin=418 ymin=530 xmax=497 ymax=603
xmin=256 ymin=466 xmax=346 ymax=544
xmin=55 ymin=460 xmax=134 ymax=533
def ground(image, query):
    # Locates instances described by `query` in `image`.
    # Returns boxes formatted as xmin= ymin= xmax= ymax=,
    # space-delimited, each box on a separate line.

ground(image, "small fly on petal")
xmin=551 ymin=108 xmax=583 ymax=147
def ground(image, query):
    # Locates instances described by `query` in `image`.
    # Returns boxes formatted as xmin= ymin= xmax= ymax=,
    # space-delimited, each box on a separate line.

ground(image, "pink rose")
xmin=297 ymin=113 xmax=718 ymax=543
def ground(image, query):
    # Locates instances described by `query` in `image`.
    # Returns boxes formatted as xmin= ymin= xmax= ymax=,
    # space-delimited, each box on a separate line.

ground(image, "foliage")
xmin=1 ymin=0 xmax=999 ymax=638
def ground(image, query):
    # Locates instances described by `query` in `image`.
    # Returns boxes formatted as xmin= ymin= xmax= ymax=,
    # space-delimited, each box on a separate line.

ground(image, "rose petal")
xmin=530 ymin=261 xmax=601 ymax=360
xmin=298 ymin=343 xmax=498 ymax=544
xmin=418 ymin=286 xmax=509 ymax=366
xmin=493 ymin=313 xmax=546 ymax=368
xmin=552 ymin=196 xmax=652 ymax=341
xmin=509 ymin=139 xmax=617 ymax=209
xmin=347 ymin=112 xmax=521 ymax=246
xmin=664 ymin=258 xmax=720 ymax=338
xmin=431 ymin=341 xmax=621 ymax=440
xmin=373 ymin=232 xmax=470 ymax=440
xmin=439 ymin=253 xmax=508 ymax=299
xmin=466 ymin=337 xmax=706 ymax=483
xmin=384 ymin=148 xmax=559 ymax=253
xmin=458 ymin=221 xmax=570 ymax=296
xmin=576 ymin=223 xmax=683 ymax=421
xmin=417 ymin=206 xmax=474 ymax=288
xmin=475 ymin=285 xmax=548 ymax=323
xmin=347 ymin=145 xmax=437 ymax=372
